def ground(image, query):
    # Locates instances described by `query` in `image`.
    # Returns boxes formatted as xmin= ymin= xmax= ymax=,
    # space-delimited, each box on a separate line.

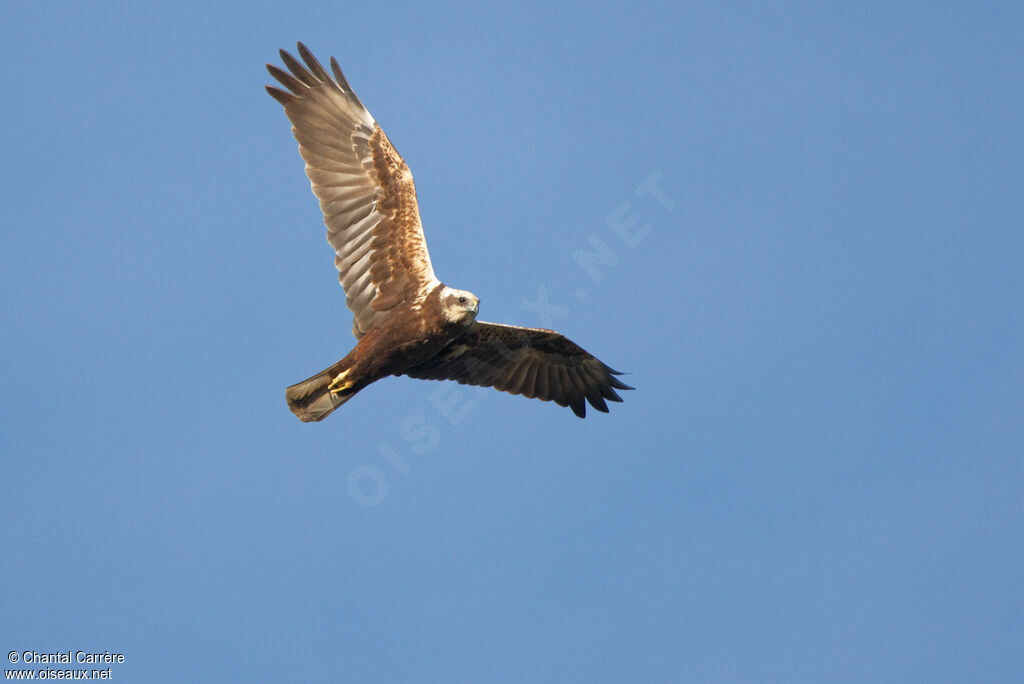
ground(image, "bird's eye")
xmin=458 ymin=296 xmax=466 ymax=304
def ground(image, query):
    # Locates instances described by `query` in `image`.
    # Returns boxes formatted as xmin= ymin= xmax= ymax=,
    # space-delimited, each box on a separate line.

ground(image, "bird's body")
xmin=266 ymin=43 xmax=631 ymax=421
xmin=286 ymin=283 xmax=478 ymax=421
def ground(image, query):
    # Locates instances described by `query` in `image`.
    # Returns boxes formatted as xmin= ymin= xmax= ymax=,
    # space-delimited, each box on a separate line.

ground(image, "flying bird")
xmin=266 ymin=43 xmax=632 ymax=421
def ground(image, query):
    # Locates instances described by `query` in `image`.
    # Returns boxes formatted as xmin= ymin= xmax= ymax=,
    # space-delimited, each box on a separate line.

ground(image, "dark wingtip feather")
xmin=330 ymin=57 xmax=348 ymax=86
xmin=279 ymin=49 xmax=317 ymax=87
xmin=605 ymin=367 xmax=634 ymax=391
xmin=569 ymin=397 xmax=587 ymax=418
xmin=600 ymin=385 xmax=624 ymax=403
xmin=265 ymin=85 xmax=294 ymax=106
xmin=585 ymin=389 xmax=610 ymax=414
xmin=603 ymin=365 xmax=635 ymax=390
xmin=296 ymin=42 xmax=332 ymax=84
xmin=267 ymin=64 xmax=307 ymax=94
xmin=329 ymin=55 xmax=369 ymax=112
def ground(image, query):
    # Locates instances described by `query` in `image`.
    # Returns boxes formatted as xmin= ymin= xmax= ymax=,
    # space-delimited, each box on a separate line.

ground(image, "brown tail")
xmin=285 ymin=359 xmax=357 ymax=422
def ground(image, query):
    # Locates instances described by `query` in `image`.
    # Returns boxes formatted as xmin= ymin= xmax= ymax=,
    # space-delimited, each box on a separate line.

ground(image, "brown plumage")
xmin=402 ymin=322 xmax=631 ymax=418
xmin=267 ymin=43 xmax=632 ymax=421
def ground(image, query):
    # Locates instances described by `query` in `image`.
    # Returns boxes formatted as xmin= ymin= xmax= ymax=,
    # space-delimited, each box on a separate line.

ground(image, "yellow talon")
xmin=328 ymin=369 xmax=354 ymax=395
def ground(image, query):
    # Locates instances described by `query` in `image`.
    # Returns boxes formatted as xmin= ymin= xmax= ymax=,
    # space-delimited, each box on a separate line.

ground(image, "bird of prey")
xmin=266 ymin=43 xmax=632 ymax=421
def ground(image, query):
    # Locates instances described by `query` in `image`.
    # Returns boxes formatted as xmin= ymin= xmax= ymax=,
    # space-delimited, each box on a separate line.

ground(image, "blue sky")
xmin=2 ymin=1 xmax=1022 ymax=681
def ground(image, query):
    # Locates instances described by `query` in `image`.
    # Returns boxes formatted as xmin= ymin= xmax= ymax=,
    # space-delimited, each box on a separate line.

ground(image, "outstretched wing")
xmin=401 ymin=322 xmax=633 ymax=418
xmin=266 ymin=43 xmax=440 ymax=337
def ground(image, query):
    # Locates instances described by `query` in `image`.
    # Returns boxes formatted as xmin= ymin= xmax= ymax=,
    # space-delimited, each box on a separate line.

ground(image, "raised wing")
xmin=401 ymin=322 xmax=633 ymax=417
xmin=266 ymin=43 xmax=440 ymax=337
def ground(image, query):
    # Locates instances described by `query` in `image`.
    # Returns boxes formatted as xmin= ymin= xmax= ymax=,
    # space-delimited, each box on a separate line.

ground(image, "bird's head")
xmin=440 ymin=286 xmax=480 ymax=327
